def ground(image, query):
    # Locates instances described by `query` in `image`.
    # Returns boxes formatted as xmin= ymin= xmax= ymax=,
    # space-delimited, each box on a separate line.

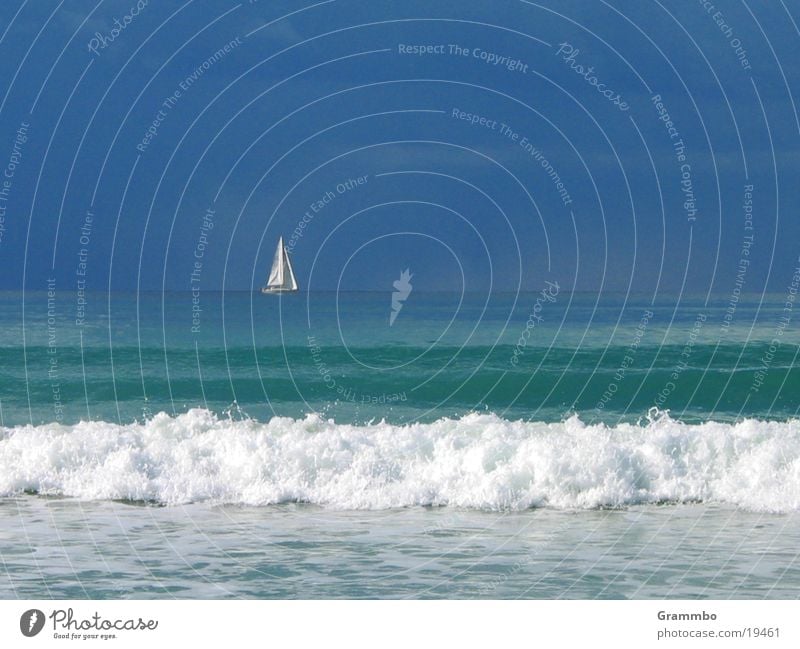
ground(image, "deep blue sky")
xmin=0 ymin=0 xmax=797 ymax=294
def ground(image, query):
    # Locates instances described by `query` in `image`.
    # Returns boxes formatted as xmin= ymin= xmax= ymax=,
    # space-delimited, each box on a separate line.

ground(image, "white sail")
xmin=263 ymin=236 xmax=298 ymax=292
xmin=266 ymin=237 xmax=285 ymax=287
xmin=282 ymin=245 xmax=298 ymax=291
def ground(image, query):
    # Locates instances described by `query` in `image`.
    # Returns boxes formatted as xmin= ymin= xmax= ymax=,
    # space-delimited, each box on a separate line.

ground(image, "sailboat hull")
xmin=260 ymin=287 xmax=297 ymax=294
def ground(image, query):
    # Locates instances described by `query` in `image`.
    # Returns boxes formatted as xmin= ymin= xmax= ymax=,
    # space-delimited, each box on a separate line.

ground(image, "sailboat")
xmin=261 ymin=236 xmax=299 ymax=294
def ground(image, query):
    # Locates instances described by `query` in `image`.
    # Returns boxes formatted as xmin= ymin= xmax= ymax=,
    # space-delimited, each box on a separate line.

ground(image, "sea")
xmin=1 ymin=290 xmax=799 ymax=598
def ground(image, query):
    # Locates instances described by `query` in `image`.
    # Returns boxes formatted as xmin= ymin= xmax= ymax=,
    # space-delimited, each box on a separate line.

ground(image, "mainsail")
xmin=263 ymin=236 xmax=298 ymax=292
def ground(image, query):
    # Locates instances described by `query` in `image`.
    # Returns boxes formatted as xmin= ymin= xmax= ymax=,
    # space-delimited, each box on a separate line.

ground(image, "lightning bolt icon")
xmin=28 ymin=612 xmax=37 ymax=632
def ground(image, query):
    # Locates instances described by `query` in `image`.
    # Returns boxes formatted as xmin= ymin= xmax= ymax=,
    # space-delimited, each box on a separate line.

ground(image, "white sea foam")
xmin=1 ymin=409 xmax=799 ymax=511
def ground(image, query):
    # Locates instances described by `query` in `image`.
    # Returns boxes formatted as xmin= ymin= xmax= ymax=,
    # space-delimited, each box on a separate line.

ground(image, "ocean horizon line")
xmin=0 ymin=289 xmax=789 ymax=297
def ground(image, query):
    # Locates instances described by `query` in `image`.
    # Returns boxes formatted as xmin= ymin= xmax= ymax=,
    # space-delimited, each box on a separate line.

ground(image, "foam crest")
xmin=1 ymin=409 xmax=799 ymax=511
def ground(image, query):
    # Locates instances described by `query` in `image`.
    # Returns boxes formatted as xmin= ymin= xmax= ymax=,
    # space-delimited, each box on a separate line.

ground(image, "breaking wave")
xmin=1 ymin=409 xmax=799 ymax=512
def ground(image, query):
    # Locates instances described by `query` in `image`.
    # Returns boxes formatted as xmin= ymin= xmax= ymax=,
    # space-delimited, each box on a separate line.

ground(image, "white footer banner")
xmin=0 ymin=600 xmax=796 ymax=648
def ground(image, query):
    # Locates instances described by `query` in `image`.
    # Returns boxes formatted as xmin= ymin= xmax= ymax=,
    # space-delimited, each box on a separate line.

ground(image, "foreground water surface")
xmin=1 ymin=499 xmax=798 ymax=599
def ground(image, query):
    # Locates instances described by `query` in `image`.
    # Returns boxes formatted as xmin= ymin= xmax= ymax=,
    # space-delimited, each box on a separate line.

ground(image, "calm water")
xmin=1 ymin=291 xmax=799 ymax=598
xmin=1 ymin=499 xmax=798 ymax=599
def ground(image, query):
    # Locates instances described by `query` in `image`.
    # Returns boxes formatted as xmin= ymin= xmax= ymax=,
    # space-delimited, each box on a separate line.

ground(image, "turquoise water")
xmin=1 ymin=291 xmax=799 ymax=598
xmin=2 ymin=291 xmax=797 ymax=426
